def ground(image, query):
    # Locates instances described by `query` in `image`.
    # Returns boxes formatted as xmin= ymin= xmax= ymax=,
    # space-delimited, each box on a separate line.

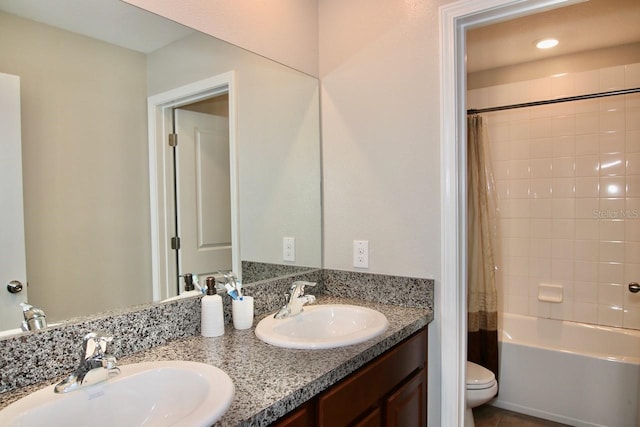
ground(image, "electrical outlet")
xmin=353 ymin=240 xmax=369 ymax=268
xmin=283 ymin=237 xmax=295 ymax=262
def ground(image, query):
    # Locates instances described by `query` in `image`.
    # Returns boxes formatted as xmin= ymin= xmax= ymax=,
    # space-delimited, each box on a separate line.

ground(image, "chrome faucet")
xmin=274 ymin=281 xmax=316 ymax=319
xmin=20 ymin=303 xmax=47 ymax=332
xmin=54 ymin=331 xmax=120 ymax=394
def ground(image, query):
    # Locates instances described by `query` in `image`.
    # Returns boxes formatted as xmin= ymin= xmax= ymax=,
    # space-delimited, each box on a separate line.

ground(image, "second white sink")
xmin=0 ymin=361 xmax=234 ymax=427
xmin=255 ymin=304 xmax=389 ymax=349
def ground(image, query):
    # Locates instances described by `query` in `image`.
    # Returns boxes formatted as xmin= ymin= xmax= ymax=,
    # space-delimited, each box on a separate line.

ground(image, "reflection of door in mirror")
xmin=0 ymin=72 xmax=28 ymax=330
xmin=174 ymin=96 xmax=233 ymax=294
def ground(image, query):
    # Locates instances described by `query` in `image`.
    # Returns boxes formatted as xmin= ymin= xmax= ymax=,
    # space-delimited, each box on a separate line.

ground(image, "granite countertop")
xmin=0 ymin=295 xmax=431 ymax=426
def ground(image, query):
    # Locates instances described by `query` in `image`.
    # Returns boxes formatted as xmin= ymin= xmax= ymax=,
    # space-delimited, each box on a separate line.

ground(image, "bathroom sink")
xmin=0 ymin=361 xmax=234 ymax=427
xmin=255 ymin=304 xmax=389 ymax=349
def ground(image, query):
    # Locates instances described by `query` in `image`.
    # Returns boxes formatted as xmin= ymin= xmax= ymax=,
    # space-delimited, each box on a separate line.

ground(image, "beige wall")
xmin=123 ymin=0 xmax=319 ymax=77
xmin=0 ymin=12 xmax=152 ymax=321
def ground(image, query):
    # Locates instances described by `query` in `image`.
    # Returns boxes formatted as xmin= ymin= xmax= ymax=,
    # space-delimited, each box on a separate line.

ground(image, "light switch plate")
xmin=283 ymin=237 xmax=295 ymax=262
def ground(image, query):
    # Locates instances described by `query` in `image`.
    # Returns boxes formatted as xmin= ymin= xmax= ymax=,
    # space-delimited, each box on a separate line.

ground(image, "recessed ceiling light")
xmin=536 ymin=38 xmax=559 ymax=49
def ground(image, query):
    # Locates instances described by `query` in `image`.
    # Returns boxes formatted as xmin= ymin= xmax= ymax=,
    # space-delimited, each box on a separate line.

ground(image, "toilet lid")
xmin=466 ymin=361 xmax=496 ymax=390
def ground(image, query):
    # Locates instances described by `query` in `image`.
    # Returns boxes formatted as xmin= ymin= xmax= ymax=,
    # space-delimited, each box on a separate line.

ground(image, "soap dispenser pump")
xmin=201 ymin=276 xmax=224 ymax=337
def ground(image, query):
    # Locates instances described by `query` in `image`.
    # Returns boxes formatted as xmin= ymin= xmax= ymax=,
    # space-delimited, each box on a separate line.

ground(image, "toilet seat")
xmin=466 ymin=361 xmax=496 ymax=390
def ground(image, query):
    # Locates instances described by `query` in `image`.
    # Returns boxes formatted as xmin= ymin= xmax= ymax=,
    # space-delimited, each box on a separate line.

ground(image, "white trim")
xmin=148 ymin=72 xmax=240 ymax=301
xmin=438 ymin=1 xmax=584 ymax=425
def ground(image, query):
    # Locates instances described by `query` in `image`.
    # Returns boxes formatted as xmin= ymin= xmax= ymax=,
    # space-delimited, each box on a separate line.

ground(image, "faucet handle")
xmin=81 ymin=331 xmax=113 ymax=361
xmin=290 ymin=281 xmax=316 ymax=293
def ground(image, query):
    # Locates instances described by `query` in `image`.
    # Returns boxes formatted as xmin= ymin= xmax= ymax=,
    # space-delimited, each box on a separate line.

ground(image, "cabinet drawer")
xmin=318 ymin=329 xmax=427 ymax=426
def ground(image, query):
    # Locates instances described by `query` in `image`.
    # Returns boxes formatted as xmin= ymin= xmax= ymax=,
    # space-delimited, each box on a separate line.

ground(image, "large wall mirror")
xmin=0 ymin=0 xmax=321 ymax=335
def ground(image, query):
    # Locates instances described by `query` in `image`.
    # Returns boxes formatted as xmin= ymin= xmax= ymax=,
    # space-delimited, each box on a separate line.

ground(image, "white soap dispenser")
xmin=201 ymin=276 xmax=224 ymax=337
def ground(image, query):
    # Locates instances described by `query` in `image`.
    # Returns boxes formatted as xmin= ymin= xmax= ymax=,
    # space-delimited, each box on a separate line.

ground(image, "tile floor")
xmin=473 ymin=405 xmax=571 ymax=427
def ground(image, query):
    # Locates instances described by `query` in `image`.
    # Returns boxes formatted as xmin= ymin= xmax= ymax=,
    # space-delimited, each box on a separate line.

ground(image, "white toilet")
xmin=466 ymin=361 xmax=498 ymax=427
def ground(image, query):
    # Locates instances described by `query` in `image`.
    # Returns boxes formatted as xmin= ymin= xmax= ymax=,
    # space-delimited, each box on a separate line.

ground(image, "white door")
xmin=175 ymin=109 xmax=232 ymax=278
xmin=0 ymin=72 xmax=28 ymax=330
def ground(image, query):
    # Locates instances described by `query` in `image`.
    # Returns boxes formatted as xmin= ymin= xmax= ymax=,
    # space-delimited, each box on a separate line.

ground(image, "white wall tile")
xmin=575 ymin=240 xmax=598 ymax=261
xmin=575 ymin=156 xmax=599 ymax=176
xmin=550 ymin=300 xmax=574 ymax=321
xmin=625 ymin=63 xmax=640 ymax=89
xmin=600 ymin=131 xmax=626 ymax=154
xmin=599 ymin=65 xmax=626 ymax=92
xmin=575 ymin=113 xmax=599 ymax=135
xmin=575 ymin=261 xmax=598 ymax=283
xmin=551 ymin=219 xmax=575 ymax=239
xmin=530 ymin=199 xmax=552 ymax=218
xmin=600 ymin=153 xmax=625 ymax=176
xmin=551 ymin=178 xmax=575 ymax=198
xmin=552 ymin=259 xmax=574 ymax=280
xmin=575 ymin=134 xmax=599 ymax=156
xmin=574 ymin=282 xmax=598 ymax=304
xmin=530 ymin=179 xmax=552 ymax=198
xmin=509 ymin=159 xmax=530 ymax=179
xmin=529 ymin=117 xmax=552 ymax=139
xmin=529 ymin=158 xmax=553 ymax=178
xmin=625 ymin=263 xmax=640 ymax=284
xmin=488 ymin=84 xmax=509 ymax=107
xmin=530 ymin=138 xmax=554 ymax=159
xmin=550 ymin=73 xmax=574 ymax=98
xmin=467 ymin=88 xmax=488 ymax=109
xmin=575 ymin=177 xmax=599 ymax=198
xmin=598 ymin=262 xmax=624 ymax=284
xmin=530 ymin=219 xmax=551 ymax=238
xmin=599 ymin=176 xmax=625 ymax=197
xmin=552 ymin=158 xmax=575 ymax=177
xmin=508 ymin=81 xmax=530 ymax=104
xmin=552 ymin=239 xmax=574 ymax=260
xmin=530 ymin=77 xmax=551 ymax=102
xmin=575 ymin=219 xmax=599 ymax=239
xmin=627 ymin=153 xmax=640 ymax=175
xmin=530 ymin=257 xmax=551 ymax=278
xmin=599 ymin=241 xmax=625 ymax=263
xmin=574 ymin=302 xmax=598 ymax=324
xmin=530 ymin=238 xmax=551 ymax=258
xmin=626 ymin=221 xmax=640 ymax=242
xmin=627 ymin=175 xmax=640 ymax=197
xmin=574 ymin=69 xmax=599 ymax=95
xmin=598 ymin=304 xmax=624 ymax=327
xmin=552 ymin=198 xmax=575 ymax=218
xmin=574 ymin=198 xmax=599 ymax=219
xmin=599 ymin=219 xmax=625 ymax=241
xmin=626 ymin=106 xmax=640 ymax=132
xmin=552 ymin=136 xmax=575 ymax=157
xmin=551 ymin=115 xmax=575 ymax=137
xmin=623 ymin=307 xmax=640 ymax=330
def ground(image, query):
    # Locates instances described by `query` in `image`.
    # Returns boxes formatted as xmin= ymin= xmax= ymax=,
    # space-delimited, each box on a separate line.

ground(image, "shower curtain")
xmin=467 ymin=115 xmax=499 ymax=378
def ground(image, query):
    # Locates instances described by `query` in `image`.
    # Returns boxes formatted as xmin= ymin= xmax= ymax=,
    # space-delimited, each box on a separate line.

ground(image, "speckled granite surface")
xmin=0 ymin=295 xmax=431 ymax=426
xmin=323 ymin=269 xmax=434 ymax=310
xmin=241 ymin=261 xmax=318 ymax=283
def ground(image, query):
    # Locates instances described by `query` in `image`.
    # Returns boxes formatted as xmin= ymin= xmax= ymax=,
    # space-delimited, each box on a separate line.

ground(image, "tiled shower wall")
xmin=468 ymin=63 xmax=640 ymax=330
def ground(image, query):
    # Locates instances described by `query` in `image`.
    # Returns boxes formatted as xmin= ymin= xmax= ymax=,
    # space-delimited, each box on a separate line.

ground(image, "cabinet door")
xmin=272 ymin=400 xmax=315 ymax=427
xmin=353 ymin=408 xmax=381 ymax=427
xmin=385 ymin=368 xmax=427 ymax=427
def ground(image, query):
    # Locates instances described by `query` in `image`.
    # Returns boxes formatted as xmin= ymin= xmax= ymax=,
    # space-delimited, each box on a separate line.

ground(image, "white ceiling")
xmin=466 ymin=0 xmax=640 ymax=73
xmin=0 ymin=0 xmax=194 ymax=53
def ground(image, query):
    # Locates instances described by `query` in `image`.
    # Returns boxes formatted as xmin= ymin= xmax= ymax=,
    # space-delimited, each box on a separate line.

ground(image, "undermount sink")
xmin=255 ymin=304 xmax=389 ymax=349
xmin=0 ymin=361 xmax=234 ymax=427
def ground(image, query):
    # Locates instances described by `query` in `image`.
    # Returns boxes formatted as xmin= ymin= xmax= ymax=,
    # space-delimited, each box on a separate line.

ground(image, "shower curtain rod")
xmin=466 ymin=86 xmax=640 ymax=115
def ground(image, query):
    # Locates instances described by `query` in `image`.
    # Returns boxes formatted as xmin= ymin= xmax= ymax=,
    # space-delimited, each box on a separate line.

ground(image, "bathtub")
xmin=492 ymin=313 xmax=640 ymax=427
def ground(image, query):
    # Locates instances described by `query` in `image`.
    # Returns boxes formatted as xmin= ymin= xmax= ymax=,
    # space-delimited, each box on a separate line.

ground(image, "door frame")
xmin=148 ymin=72 xmax=239 ymax=301
xmin=438 ymin=1 xmax=584 ymax=425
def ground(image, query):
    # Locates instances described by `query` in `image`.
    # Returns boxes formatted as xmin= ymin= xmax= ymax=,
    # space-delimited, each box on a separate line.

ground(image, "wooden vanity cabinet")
xmin=272 ymin=328 xmax=427 ymax=427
